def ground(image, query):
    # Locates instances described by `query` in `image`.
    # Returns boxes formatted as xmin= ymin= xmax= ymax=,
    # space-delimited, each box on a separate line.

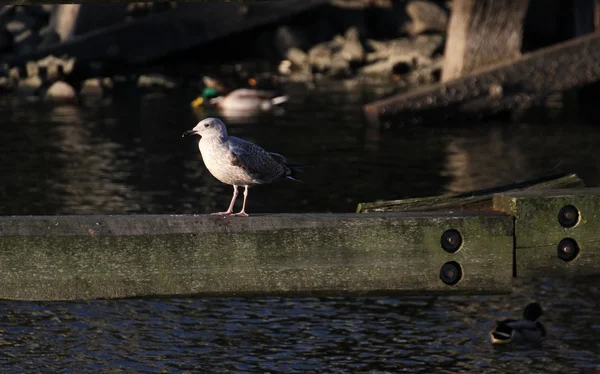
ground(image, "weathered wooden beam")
xmin=0 ymin=213 xmax=513 ymax=301
xmin=493 ymin=188 xmax=600 ymax=277
xmin=364 ymin=30 xmax=600 ymax=124
xmin=357 ymin=173 xmax=584 ymax=213
xmin=442 ymin=0 xmax=529 ymax=82
xmin=1 ymin=0 xmax=328 ymax=66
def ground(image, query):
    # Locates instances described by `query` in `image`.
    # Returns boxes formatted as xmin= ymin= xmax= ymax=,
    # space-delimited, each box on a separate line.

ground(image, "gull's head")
xmin=182 ymin=117 xmax=227 ymax=138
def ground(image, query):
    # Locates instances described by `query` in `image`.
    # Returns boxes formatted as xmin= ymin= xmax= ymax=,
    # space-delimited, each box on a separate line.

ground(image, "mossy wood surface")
xmin=494 ymin=188 xmax=600 ymax=277
xmin=357 ymin=173 xmax=583 ymax=213
xmin=0 ymin=213 xmax=513 ymax=300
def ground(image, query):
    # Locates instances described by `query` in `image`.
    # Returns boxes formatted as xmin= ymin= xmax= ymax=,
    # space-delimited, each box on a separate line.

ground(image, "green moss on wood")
xmin=493 ymin=188 xmax=600 ymax=277
xmin=0 ymin=213 xmax=513 ymax=300
xmin=357 ymin=173 xmax=583 ymax=213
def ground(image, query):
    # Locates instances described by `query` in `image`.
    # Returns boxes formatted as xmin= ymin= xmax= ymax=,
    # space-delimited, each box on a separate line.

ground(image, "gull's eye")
xmin=204 ymin=123 xmax=210 ymax=128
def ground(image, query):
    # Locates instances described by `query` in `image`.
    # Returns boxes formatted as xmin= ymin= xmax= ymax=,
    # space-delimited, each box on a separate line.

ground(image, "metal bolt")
xmin=441 ymin=229 xmax=462 ymax=253
xmin=558 ymin=205 xmax=579 ymax=228
xmin=440 ymin=261 xmax=462 ymax=286
xmin=557 ymin=238 xmax=580 ymax=262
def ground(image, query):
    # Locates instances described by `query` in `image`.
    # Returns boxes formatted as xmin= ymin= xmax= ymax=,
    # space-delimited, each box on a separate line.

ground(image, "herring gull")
xmin=182 ymin=117 xmax=304 ymax=216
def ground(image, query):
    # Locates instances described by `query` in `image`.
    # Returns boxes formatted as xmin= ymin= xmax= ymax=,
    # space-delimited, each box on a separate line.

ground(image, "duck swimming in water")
xmin=191 ymin=75 xmax=288 ymax=117
xmin=489 ymin=302 xmax=547 ymax=345
xmin=209 ymin=88 xmax=288 ymax=113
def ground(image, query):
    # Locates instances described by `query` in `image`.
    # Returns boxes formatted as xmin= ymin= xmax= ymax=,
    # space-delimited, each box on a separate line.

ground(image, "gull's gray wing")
xmin=227 ymin=137 xmax=289 ymax=183
xmin=268 ymin=152 xmax=287 ymax=164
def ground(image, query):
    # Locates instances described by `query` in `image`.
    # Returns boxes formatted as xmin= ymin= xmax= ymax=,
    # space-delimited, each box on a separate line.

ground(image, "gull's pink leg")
xmin=233 ymin=186 xmax=249 ymax=216
xmin=212 ymin=185 xmax=238 ymax=216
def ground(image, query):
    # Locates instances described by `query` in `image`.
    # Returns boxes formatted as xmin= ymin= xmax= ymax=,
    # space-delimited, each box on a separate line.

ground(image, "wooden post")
xmin=494 ymin=188 xmax=600 ymax=277
xmin=442 ymin=0 xmax=530 ymax=82
xmin=0 ymin=213 xmax=513 ymax=300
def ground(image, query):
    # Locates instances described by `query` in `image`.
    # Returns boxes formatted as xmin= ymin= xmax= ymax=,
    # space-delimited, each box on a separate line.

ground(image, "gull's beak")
xmin=182 ymin=129 xmax=196 ymax=138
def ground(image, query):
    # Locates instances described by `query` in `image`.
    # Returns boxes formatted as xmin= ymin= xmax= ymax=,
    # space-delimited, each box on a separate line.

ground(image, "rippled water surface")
xmin=1 ymin=81 xmax=600 ymax=372
xmin=1 ymin=277 xmax=599 ymax=372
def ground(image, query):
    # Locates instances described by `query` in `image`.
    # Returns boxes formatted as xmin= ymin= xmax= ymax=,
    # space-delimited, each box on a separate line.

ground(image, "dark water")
xmin=0 ymin=277 xmax=599 ymax=372
xmin=1 ymin=81 xmax=600 ymax=372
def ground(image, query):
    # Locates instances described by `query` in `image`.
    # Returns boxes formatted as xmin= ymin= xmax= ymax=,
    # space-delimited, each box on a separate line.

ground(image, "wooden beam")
xmin=493 ymin=188 xmax=600 ymax=277
xmin=1 ymin=0 xmax=328 ymax=66
xmin=0 ymin=212 xmax=513 ymax=300
xmin=364 ymin=30 xmax=600 ymax=124
xmin=357 ymin=173 xmax=584 ymax=213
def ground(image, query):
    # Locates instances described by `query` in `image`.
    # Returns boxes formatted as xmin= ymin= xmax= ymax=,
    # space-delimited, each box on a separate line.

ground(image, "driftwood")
xmin=357 ymin=173 xmax=584 ymax=213
xmin=363 ymin=31 xmax=600 ymax=124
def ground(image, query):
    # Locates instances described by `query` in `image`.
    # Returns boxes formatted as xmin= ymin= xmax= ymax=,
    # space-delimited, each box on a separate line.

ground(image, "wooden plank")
xmin=364 ymin=31 xmax=600 ymax=124
xmin=442 ymin=0 xmax=529 ymax=82
xmin=1 ymin=0 xmax=328 ymax=66
xmin=357 ymin=173 xmax=584 ymax=213
xmin=0 ymin=212 xmax=513 ymax=300
xmin=493 ymin=188 xmax=600 ymax=277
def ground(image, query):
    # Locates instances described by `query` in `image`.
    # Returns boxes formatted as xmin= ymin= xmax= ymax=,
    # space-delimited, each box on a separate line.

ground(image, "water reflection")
xmin=1 ymin=82 xmax=599 ymax=216
xmin=1 ymin=83 xmax=600 ymax=371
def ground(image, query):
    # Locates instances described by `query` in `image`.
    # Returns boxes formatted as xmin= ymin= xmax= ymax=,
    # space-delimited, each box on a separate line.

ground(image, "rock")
xmin=25 ymin=61 xmax=38 ymax=78
xmin=36 ymin=55 xmax=76 ymax=80
xmin=79 ymin=78 xmax=104 ymax=96
xmin=367 ymin=34 xmax=444 ymax=61
xmin=44 ymin=80 xmax=77 ymax=102
xmin=137 ymin=74 xmax=177 ymax=89
xmin=17 ymin=76 xmax=42 ymax=97
xmin=405 ymin=0 xmax=448 ymax=36
xmin=337 ymin=26 xmax=365 ymax=65
xmin=408 ymin=55 xmax=443 ymax=84
xmin=286 ymin=47 xmax=308 ymax=67
xmin=282 ymin=47 xmax=311 ymax=77
xmin=278 ymin=60 xmax=293 ymax=75
xmin=0 ymin=76 xmax=12 ymax=91
xmin=4 ymin=20 xmax=25 ymax=34
xmin=360 ymin=57 xmax=406 ymax=76
xmin=412 ymin=34 xmax=444 ymax=57
xmin=308 ymin=43 xmax=333 ymax=72
xmin=328 ymin=57 xmax=351 ymax=78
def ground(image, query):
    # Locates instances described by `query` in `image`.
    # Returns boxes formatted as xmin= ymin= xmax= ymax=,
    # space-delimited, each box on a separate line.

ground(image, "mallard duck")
xmin=209 ymin=88 xmax=288 ymax=113
xmin=489 ymin=302 xmax=547 ymax=345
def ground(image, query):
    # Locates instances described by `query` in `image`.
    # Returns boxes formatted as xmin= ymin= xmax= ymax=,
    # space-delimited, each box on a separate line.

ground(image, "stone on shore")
xmin=405 ymin=0 xmax=449 ymax=36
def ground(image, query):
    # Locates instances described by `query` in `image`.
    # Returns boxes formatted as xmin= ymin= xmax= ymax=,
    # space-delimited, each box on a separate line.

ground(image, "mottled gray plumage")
xmin=182 ymin=117 xmax=303 ymax=216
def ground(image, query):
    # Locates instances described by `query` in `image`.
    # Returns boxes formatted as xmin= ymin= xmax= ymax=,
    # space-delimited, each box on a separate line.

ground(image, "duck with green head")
xmin=489 ymin=302 xmax=547 ymax=345
xmin=191 ymin=75 xmax=288 ymax=116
